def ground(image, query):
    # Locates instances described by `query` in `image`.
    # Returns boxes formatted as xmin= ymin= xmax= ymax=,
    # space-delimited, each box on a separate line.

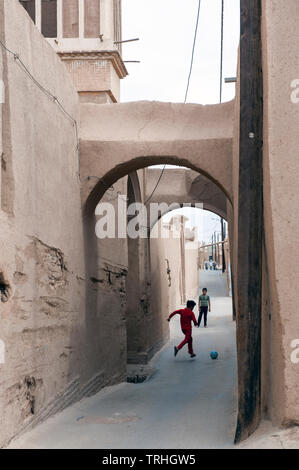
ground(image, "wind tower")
xmin=19 ymin=0 xmax=128 ymax=103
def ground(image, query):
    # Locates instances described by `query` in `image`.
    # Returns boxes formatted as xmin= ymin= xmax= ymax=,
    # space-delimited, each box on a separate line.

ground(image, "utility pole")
xmin=214 ymin=232 xmax=216 ymax=261
xmin=235 ymin=0 xmax=263 ymax=443
xmin=220 ymin=0 xmax=224 ymax=103
xmin=180 ymin=216 xmax=186 ymax=304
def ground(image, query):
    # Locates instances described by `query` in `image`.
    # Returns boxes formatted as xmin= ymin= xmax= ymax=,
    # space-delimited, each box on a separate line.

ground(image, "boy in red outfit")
xmin=167 ymin=300 xmax=198 ymax=358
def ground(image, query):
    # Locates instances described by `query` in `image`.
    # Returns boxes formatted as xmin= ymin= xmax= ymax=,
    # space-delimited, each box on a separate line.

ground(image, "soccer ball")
xmin=210 ymin=351 xmax=218 ymax=360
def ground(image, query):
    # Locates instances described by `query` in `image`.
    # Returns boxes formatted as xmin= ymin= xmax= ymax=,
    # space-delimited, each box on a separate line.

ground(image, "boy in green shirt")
xmin=198 ymin=288 xmax=211 ymax=328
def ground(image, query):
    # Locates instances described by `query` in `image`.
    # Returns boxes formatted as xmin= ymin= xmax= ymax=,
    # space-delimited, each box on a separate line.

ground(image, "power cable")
xmin=220 ymin=0 xmax=224 ymax=103
xmin=145 ymin=0 xmax=202 ymax=206
xmin=219 ymin=1 xmax=227 ymax=272
xmin=184 ymin=0 xmax=201 ymax=104
xmin=144 ymin=165 xmax=166 ymax=205
xmin=0 ymin=39 xmax=114 ymax=190
xmin=0 ymin=0 xmax=203 ymax=204
xmin=0 ymin=39 xmax=79 ymax=146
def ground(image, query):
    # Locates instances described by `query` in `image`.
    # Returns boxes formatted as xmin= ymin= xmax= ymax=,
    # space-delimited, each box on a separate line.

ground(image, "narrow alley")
xmin=9 ymin=271 xmax=237 ymax=449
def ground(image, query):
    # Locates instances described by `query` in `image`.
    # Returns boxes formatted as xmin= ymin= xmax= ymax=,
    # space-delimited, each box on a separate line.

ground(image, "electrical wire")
xmin=144 ymin=165 xmax=166 ymax=205
xmin=0 ymin=39 xmax=78 ymax=138
xmin=184 ymin=0 xmax=201 ymax=104
xmin=0 ymin=39 xmax=114 ymax=190
xmin=145 ymin=0 xmax=202 ymax=206
xmin=220 ymin=0 xmax=224 ymax=103
xmin=0 ymin=0 xmax=203 ymax=203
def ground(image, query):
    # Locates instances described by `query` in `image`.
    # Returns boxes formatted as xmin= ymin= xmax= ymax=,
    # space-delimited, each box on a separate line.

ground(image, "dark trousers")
xmin=198 ymin=306 xmax=208 ymax=327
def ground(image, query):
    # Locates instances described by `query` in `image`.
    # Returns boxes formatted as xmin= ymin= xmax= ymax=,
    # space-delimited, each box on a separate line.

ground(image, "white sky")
xmin=121 ymin=0 xmax=239 ymax=243
xmin=162 ymin=207 xmax=224 ymax=245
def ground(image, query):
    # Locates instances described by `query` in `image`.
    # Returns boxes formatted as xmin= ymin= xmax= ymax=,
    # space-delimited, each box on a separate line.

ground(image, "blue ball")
xmin=210 ymin=351 xmax=218 ymax=360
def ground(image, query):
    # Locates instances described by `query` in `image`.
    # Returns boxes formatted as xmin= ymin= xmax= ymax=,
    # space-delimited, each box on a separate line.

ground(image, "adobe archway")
xmin=82 ymin=157 xmax=237 ymax=419
xmin=79 ymin=99 xmax=259 ymax=443
xmin=80 ymin=100 xmax=234 ymax=210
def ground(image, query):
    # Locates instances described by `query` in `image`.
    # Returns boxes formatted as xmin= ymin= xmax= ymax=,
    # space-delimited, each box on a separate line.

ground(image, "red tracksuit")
xmin=169 ymin=308 xmax=197 ymax=355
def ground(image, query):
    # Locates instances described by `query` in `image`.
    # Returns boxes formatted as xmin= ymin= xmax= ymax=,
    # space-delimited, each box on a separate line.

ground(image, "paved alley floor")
xmin=9 ymin=270 xmax=237 ymax=449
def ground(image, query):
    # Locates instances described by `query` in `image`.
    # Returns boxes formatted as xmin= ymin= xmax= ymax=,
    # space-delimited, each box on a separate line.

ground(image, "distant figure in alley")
xmin=168 ymin=301 xmax=198 ymax=358
xmin=198 ymin=288 xmax=211 ymax=328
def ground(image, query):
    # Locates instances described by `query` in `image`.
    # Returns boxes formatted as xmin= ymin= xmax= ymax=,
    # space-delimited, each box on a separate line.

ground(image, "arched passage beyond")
xmin=82 ymin=158 xmax=236 ymax=399
xmin=144 ymin=168 xmax=229 ymax=230
xmin=149 ymin=205 xmax=228 ymax=234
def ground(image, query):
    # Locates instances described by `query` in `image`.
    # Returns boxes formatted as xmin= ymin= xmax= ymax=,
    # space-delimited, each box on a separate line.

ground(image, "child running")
xmin=168 ymin=300 xmax=198 ymax=358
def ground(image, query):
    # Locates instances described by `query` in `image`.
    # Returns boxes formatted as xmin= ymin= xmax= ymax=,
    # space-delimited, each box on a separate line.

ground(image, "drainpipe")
xmin=221 ymin=218 xmax=226 ymax=273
